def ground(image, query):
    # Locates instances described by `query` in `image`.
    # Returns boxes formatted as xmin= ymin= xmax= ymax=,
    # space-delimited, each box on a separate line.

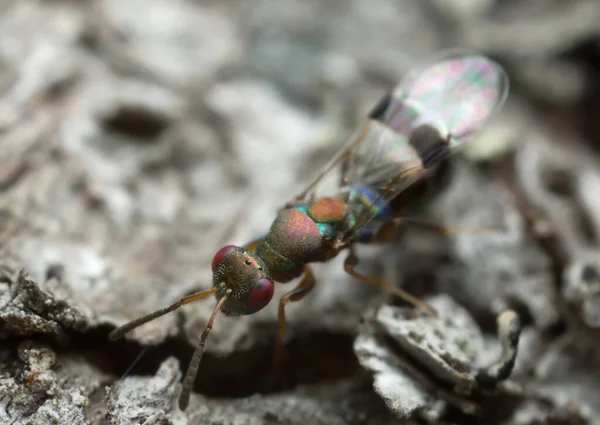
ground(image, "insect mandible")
xmin=109 ymin=49 xmax=520 ymax=410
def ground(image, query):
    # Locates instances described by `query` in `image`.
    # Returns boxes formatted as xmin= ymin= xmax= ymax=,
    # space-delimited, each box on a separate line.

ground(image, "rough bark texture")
xmin=2 ymin=0 xmax=600 ymax=424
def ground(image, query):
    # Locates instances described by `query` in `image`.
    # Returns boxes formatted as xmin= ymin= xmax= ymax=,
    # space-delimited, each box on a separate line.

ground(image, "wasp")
xmin=110 ymin=50 xmax=516 ymax=410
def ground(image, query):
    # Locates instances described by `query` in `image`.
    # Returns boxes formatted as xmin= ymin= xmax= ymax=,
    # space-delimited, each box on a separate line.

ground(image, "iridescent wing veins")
xmin=339 ymin=50 xmax=509 ymax=238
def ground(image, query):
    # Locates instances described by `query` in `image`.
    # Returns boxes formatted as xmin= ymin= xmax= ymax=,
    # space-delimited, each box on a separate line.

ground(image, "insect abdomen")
xmin=348 ymin=185 xmax=394 ymax=221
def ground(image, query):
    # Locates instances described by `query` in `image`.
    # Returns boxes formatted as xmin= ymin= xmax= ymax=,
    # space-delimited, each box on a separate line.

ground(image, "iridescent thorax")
xmin=256 ymin=197 xmax=348 ymax=282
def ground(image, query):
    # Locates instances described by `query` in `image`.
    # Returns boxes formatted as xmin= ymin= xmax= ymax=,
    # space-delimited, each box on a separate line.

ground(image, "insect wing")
xmin=391 ymin=49 xmax=509 ymax=147
xmin=340 ymin=119 xmax=427 ymax=235
xmin=341 ymin=50 xmax=508 ymax=237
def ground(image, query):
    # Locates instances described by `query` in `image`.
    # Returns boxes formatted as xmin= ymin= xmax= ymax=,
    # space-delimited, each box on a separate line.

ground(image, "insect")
xmin=109 ymin=49 xmax=512 ymax=410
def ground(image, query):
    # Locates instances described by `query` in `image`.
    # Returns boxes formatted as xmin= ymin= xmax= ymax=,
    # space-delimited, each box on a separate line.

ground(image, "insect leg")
xmin=274 ymin=265 xmax=316 ymax=367
xmin=343 ymin=246 xmax=436 ymax=316
xmin=365 ymin=217 xmax=501 ymax=244
xmin=108 ymin=287 xmax=219 ymax=341
xmin=475 ymin=310 xmax=522 ymax=387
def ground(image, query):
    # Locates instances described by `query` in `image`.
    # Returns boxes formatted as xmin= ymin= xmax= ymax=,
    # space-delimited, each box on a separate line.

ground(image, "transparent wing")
xmin=391 ymin=49 xmax=509 ymax=146
xmin=340 ymin=49 xmax=508 ymax=238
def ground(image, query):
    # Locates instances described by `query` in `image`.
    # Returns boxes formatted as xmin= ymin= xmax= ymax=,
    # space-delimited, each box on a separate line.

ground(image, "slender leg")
xmin=274 ymin=266 xmax=316 ymax=368
xmin=343 ymin=246 xmax=436 ymax=316
xmin=368 ymin=216 xmax=501 ymax=244
xmin=108 ymin=287 xmax=219 ymax=341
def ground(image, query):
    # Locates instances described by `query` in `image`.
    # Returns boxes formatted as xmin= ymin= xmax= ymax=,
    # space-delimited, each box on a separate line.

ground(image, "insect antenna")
xmin=108 ymin=287 xmax=219 ymax=341
xmin=178 ymin=293 xmax=229 ymax=411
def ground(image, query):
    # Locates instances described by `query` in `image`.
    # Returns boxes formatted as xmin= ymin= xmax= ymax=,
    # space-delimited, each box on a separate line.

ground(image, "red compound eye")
xmin=211 ymin=245 xmax=237 ymax=271
xmin=246 ymin=278 xmax=274 ymax=313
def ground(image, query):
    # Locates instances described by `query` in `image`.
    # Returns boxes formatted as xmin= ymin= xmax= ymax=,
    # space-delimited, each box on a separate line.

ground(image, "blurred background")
xmin=2 ymin=0 xmax=600 ymax=424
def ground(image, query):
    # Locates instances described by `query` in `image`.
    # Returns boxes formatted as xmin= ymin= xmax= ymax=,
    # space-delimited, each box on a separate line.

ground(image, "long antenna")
xmin=109 ymin=287 xmax=219 ymax=341
xmin=178 ymin=293 xmax=229 ymax=410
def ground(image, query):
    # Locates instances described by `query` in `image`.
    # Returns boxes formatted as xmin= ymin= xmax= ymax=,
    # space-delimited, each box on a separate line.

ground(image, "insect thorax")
xmin=256 ymin=199 xmax=346 ymax=282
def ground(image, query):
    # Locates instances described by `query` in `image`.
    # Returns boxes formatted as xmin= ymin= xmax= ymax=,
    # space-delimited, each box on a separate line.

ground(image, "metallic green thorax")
xmin=213 ymin=247 xmax=271 ymax=315
xmin=256 ymin=198 xmax=347 ymax=282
